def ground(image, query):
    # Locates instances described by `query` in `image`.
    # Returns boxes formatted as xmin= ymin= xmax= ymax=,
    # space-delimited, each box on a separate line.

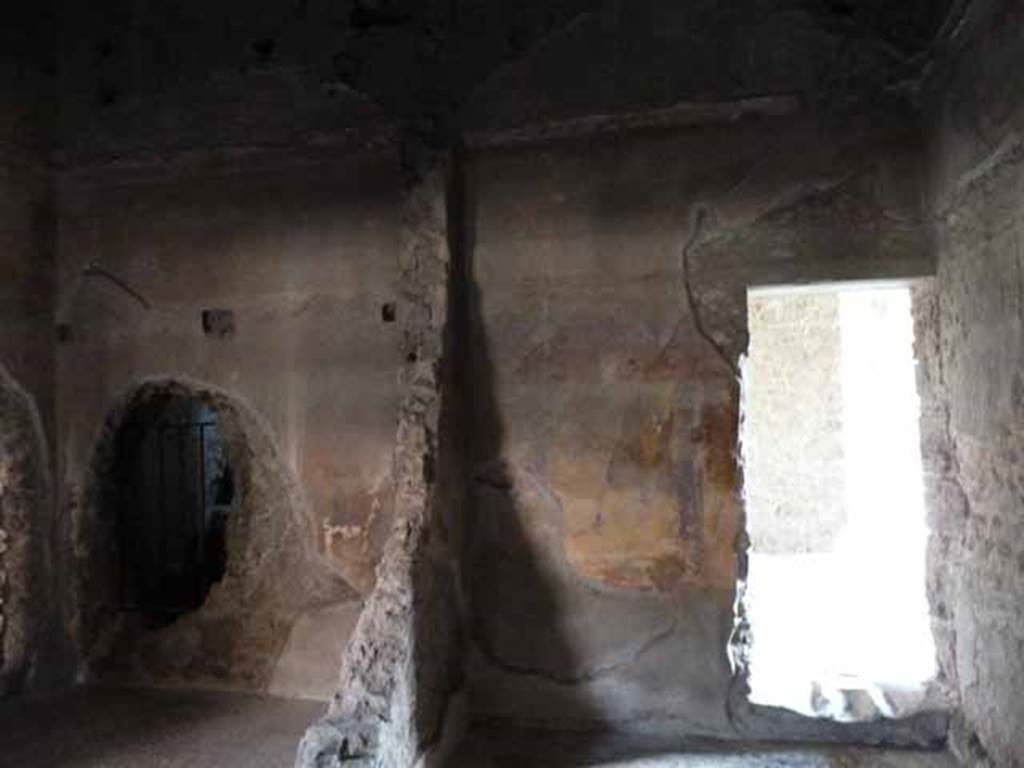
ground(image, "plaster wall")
xmin=926 ymin=2 xmax=1024 ymax=763
xmin=55 ymin=149 xmax=403 ymax=691
xmin=461 ymin=110 xmax=936 ymax=741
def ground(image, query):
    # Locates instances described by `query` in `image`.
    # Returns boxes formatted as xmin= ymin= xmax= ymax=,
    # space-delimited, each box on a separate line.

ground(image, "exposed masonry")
xmin=744 ymin=291 xmax=846 ymax=555
xmin=0 ymin=388 xmax=20 ymax=689
xmin=296 ymin=140 xmax=458 ymax=768
xmin=0 ymin=367 xmax=55 ymax=696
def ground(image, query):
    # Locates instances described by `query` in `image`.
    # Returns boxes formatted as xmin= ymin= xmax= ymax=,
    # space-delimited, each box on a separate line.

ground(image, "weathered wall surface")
xmin=461 ymin=110 xmax=935 ymax=740
xmin=0 ymin=79 xmax=55 ymax=429
xmin=56 ymin=0 xmax=393 ymax=167
xmin=297 ymin=144 xmax=464 ymax=768
xmin=51 ymin=0 xmax=415 ymax=698
xmin=0 ymin=367 xmax=57 ymax=695
xmin=911 ymin=281 xmax=964 ymax=729
xmin=0 ymin=8 xmax=67 ymax=696
xmin=927 ymin=2 xmax=1024 ymax=763
xmin=56 ymin=149 xmax=403 ymax=689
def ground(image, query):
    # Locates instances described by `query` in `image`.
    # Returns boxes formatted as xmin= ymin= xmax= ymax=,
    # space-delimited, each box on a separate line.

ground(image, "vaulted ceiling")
xmin=331 ymin=0 xmax=962 ymax=117
xmin=51 ymin=0 xmax=961 ymax=114
xmin=0 ymin=0 xmax=966 ymax=158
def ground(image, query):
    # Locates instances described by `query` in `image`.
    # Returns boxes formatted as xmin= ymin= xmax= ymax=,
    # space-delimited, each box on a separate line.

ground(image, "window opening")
xmin=738 ymin=281 xmax=936 ymax=720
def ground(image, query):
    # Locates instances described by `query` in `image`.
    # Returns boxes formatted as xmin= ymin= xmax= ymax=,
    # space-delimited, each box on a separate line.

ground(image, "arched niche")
xmin=0 ymin=365 xmax=53 ymax=696
xmin=76 ymin=377 xmax=355 ymax=691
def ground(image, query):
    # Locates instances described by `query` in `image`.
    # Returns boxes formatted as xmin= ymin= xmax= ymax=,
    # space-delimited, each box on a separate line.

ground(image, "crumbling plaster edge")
xmin=0 ymin=362 xmax=56 ymax=694
xmin=933 ymin=132 xmax=1024 ymax=220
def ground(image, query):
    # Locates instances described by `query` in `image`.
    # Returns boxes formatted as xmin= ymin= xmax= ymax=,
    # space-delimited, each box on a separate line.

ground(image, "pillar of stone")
xmin=295 ymin=138 xmax=457 ymax=768
xmin=0 ymin=515 xmax=6 ymax=675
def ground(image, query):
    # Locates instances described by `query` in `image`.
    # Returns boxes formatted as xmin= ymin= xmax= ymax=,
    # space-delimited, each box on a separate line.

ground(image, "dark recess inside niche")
xmin=251 ymin=37 xmax=275 ymax=62
xmin=202 ymin=309 xmax=236 ymax=339
xmin=350 ymin=0 xmax=413 ymax=30
xmin=111 ymin=395 xmax=233 ymax=627
xmin=96 ymin=81 xmax=118 ymax=106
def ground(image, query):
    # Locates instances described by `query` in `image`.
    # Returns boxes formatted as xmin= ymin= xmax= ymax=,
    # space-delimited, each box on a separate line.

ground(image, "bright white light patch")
xmin=741 ymin=282 xmax=936 ymax=720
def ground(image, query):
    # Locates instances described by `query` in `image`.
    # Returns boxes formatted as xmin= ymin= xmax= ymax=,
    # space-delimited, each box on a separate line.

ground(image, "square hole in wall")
xmin=202 ymin=309 xmax=235 ymax=339
xmin=736 ymin=280 xmax=937 ymax=722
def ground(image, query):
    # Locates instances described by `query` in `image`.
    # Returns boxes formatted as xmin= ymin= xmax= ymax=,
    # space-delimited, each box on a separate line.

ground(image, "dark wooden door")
xmin=113 ymin=397 xmax=228 ymax=621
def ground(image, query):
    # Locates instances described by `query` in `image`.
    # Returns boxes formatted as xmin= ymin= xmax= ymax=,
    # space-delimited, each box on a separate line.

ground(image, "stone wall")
xmin=293 ymin=105 xmax=947 ymax=764
xmin=460 ymin=108 xmax=940 ymax=745
xmin=0 ymin=8 xmax=67 ymax=696
xmin=0 ymin=164 xmax=59 ymax=693
xmin=0 ymin=7 xmax=55 ymax=437
xmin=50 ymin=3 xmax=413 ymax=698
xmin=926 ymin=2 xmax=1024 ymax=763
xmin=1 ymin=1 xmax=983 ymax=754
xmin=52 ymin=1 xmax=417 ymax=688
xmin=55 ymin=147 xmax=404 ymax=691
xmin=0 ymin=367 xmax=61 ymax=695
xmin=55 ymin=1 xmax=393 ymax=167
xmin=296 ymin=141 xmax=463 ymax=768
xmin=911 ymin=282 xmax=964 ymax=728
xmin=57 ymin=148 xmax=402 ymax=598
xmin=0 ymin=516 xmax=4 ymax=672
xmin=75 ymin=378 xmax=355 ymax=694
xmin=744 ymin=290 xmax=845 ymax=554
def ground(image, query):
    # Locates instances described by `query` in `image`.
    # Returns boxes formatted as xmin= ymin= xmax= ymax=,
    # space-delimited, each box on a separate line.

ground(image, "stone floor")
xmin=519 ymin=755 xmax=958 ymax=768
xmin=0 ymin=688 xmax=961 ymax=768
xmin=0 ymin=686 xmax=322 ymax=767
xmin=450 ymin=726 xmax=960 ymax=767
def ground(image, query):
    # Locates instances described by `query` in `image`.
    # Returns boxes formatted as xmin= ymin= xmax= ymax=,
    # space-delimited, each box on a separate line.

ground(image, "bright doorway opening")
xmin=738 ymin=281 xmax=937 ymax=721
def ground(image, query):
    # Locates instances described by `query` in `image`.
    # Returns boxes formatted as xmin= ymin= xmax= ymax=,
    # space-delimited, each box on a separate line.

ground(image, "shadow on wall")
xmin=0 ymin=364 xmax=65 ymax=696
xmin=456 ymin=165 xmax=604 ymax=749
xmin=75 ymin=377 xmax=355 ymax=693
